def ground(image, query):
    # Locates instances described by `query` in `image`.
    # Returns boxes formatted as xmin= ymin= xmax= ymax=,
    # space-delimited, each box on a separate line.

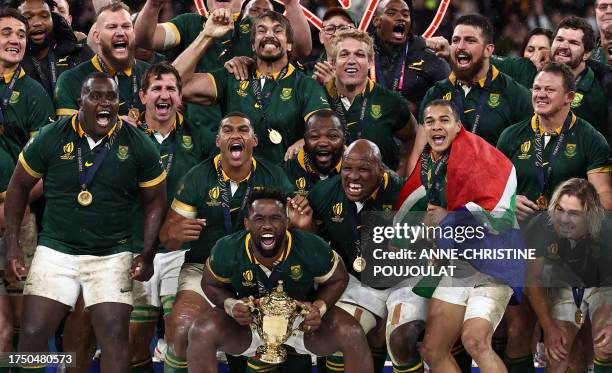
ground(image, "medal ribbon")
xmin=572 ymin=287 xmax=585 ymax=313
xmin=250 ymin=65 xmax=289 ymax=142
xmin=0 ymin=64 xmax=22 ymax=124
xmin=373 ymin=42 xmax=408 ymax=91
xmin=452 ymin=68 xmax=492 ymax=135
xmin=419 ymin=144 xmax=450 ymax=206
xmin=97 ymin=56 xmax=139 ymax=111
xmin=533 ymin=112 xmax=572 ymax=196
xmin=349 ymin=176 xmax=387 ymax=265
xmin=216 ymin=157 xmax=255 ymax=235
xmin=247 ymin=232 xmax=289 ymax=296
xmin=76 ymin=119 xmax=120 ymax=192
xmin=139 ymin=114 xmax=186 ymax=174
xmin=330 ymin=85 xmax=370 ymax=144
xmin=31 ymin=49 xmax=57 ymax=94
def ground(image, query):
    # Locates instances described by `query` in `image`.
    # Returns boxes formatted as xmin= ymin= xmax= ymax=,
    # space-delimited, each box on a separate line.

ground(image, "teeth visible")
xmin=6 ymin=48 xmax=18 ymax=52
xmin=156 ymin=103 xmax=170 ymax=108
xmin=345 ymin=68 xmax=357 ymax=73
xmin=99 ymin=110 xmax=110 ymax=115
xmin=262 ymin=234 xmax=274 ymax=238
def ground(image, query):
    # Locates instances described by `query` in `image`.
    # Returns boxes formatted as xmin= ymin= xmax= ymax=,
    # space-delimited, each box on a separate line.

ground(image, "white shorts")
xmin=548 ymin=287 xmax=612 ymax=328
xmin=386 ymin=285 xmax=430 ymax=326
xmin=432 ymin=272 xmax=513 ymax=329
xmin=133 ymin=250 xmax=186 ymax=308
xmin=339 ymin=274 xmax=391 ymax=318
xmin=177 ymin=262 xmax=214 ymax=306
xmin=240 ymin=316 xmax=314 ymax=357
xmin=23 ymin=246 xmax=133 ymax=309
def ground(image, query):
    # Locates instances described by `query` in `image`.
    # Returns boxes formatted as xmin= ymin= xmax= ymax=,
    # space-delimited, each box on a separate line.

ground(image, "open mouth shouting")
xmin=29 ymin=29 xmax=46 ymax=43
xmin=346 ymin=182 xmax=364 ymax=199
xmin=315 ymin=149 xmax=332 ymax=166
xmin=155 ymin=101 xmax=172 ymax=117
xmin=228 ymin=142 xmax=244 ymax=162
xmin=454 ymin=51 xmax=472 ymax=69
xmin=391 ymin=23 xmax=407 ymax=43
xmin=431 ymin=134 xmax=446 ymax=146
xmin=96 ymin=109 xmax=112 ymax=128
xmin=112 ymin=39 xmax=129 ymax=56
xmin=260 ymin=232 xmax=276 ymax=250
xmin=259 ymin=38 xmax=281 ymax=53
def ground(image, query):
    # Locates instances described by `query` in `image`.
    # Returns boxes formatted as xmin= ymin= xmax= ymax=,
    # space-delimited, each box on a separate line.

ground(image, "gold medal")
xmin=536 ymin=194 xmax=548 ymax=211
xmin=128 ymin=107 xmax=140 ymax=123
xmin=77 ymin=190 xmax=93 ymax=206
xmin=268 ymin=129 xmax=282 ymax=144
xmin=353 ymin=256 xmax=366 ymax=273
xmin=575 ymin=309 xmax=584 ymax=325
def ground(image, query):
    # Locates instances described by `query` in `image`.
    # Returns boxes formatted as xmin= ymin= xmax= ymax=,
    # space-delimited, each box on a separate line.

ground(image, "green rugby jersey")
xmin=308 ymin=172 xmax=404 ymax=278
xmin=131 ymin=113 xmax=205 ymax=253
xmin=0 ymin=68 xmax=55 ymax=162
xmin=282 ymin=148 xmax=342 ymax=196
xmin=420 ymin=66 xmax=533 ymax=146
xmin=490 ymin=55 xmax=538 ymax=91
xmin=0 ymin=146 xmax=15 ymax=199
xmin=208 ymin=64 xmax=330 ymax=164
xmin=19 ymin=115 xmax=166 ymax=255
xmin=171 ymin=154 xmax=294 ymax=264
xmin=325 ymin=79 xmax=410 ymax=170
xmin=54 ymin=55 xmax=150 ymax=117
xmin=208 ymin=229 xmax=338 ymax=300
xmin=497 ymin=113 xmax=611 ymax=202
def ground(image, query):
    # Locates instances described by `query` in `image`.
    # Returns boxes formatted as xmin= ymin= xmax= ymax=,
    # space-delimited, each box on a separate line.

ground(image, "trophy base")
xmin=256 ymin=344 xmax=287 ymax=364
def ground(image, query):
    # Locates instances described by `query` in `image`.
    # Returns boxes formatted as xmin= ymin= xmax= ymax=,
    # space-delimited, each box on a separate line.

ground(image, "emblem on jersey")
xmin=207 ymin=186 xmax=222 ymax=206
xmin=487 ymin=93 xmax=500 ymax=108
xmin=570 ymin=92 xmax=584 ymax=108
xmin=547 ymin=243 xmax=558 ymax=255
xmin=382 ymin=204 xmax=394 ymax=218
xmin=182 ymin=135 xmax=193 ymax=150
xmin=408 ymin=60 xmax=424 ymax=69
xmin=243 ymin=270 xmax=254 ymax=282
xmin=443 ymin=92 xmax=452 ymax=101
xmin=290 ymin=265 xmax=303 ymax=281
xmin=295 ymin=177 xmax=307 ymax=191
xmin=280 ymin=88 xmax=293 ymax=101
xmin=60 ymin=142 xmax=75 ymax=160
xmin=237 ymin=80 xmax=249 ymax=97
xmin=564 ymin=143 xmax=577 ymax=158
xmin=9 ymin=91 xmax=20 ymax=104
xmin=331 ymin=202 xmax=344 ymax=223
xmin=239 ymin=23 xmax=250 ymax=33
xmin=117 ymin=145 xmax=129 ymax=160
xmin=518 ymin=140 xmax=531 ymax=160
xmin=370 ymin=104 xmax=382 ymax=119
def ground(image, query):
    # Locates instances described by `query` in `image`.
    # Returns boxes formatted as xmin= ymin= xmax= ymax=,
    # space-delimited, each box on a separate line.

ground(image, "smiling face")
xmin=216 ymin=116 xmax=258 ymax=168
xmin=19 ymin=0 xmax=53 ymax=48
xmin=524 ymin=34 xmax=551 ymax=59
xmin=423 ymin=104 xmax=462 ymax=159
xmin=341 ymin=141 xmax=384 ymax=202
xmin=552 ymin=194 xmax=588 ymax=240
xmin=94 ymin=8 xmax=135 ymax=70
xmin=320 ymin=14 xmax=354 ymax=55
xmin=0 ymin=16 xmax=27 ymax=68
xmin=304 ymin=115 xmax=344 ymax=174
xmin=532 ymin=71 xmax=574 ymax=118
xmin=252 ymin=16 xmax=291 ymax=62
xmin=245 ymin=198 xmax=288 ymax=257
xmin=80 ymin=76 xmax=120 ymax=141
xmin=139 ymin=73 xmax=181 ymax=124
xmin=602 ymin=25 xmax=612 ymax=63
xmin=551 ymin=28 xmax=588 ymax=70
xmin=450 ymin=24 xmax=493 ymax=82
xmin=373 ymin=0 xmax=411 ymax=46
xmin=333 ymin=37 xmax=371 ymax=87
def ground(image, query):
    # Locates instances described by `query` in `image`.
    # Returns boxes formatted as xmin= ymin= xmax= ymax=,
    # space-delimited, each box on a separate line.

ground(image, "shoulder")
xmin=213 ymin=230 xmax=247 ymax=253
xmin=309 ymin=175 xmax=341 ymax=201
xmin=135 ymin=59 xmax=151 ymax=73
xmin=290 ymin=229 xmax=330 ymax=252
xmin=169 ymin=12 xmax=206 ymax=25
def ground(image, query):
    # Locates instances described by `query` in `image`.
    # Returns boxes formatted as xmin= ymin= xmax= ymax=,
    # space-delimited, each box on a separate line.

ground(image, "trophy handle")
xmin=246 ymin=296 xmax=258 ymax=313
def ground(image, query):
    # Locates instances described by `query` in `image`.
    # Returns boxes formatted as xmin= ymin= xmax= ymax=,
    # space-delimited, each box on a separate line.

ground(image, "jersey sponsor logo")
xmin=117 ymin=145 xmax=129 ymax=160
xmin=85 ymin=161 xmax=93 ymax=167
xmin=239 ymin=23 xmax=250 ymax=33
xmin=370 ymin=104 xmax=382 ymax=119
xmin=547 ymin=243 xmax=558 ymax=255
xmin=570 ymin=92 xmax=584 ymax=108
xmin=237 ymin=81 xmax=249 ymax=97
xmin=487 ymin=93 xmax=500 ymax=108
xmin=57 ymin=56 xmax=70 ymax=66
xmin=9 ymin=91 xmax=20 ymax=104
xmin=408 ymin=60 xmax=424 ymax=70
xmin=564 ymin=143 xmax=577 ymax=158
xmin=207 ymin=186 xmax=222 ymax=206
xmin=331 ymin=202 xmax=344 ymax=223
xmin=60 ymin=142 xmax=75 ymax=160
xmin=295 ymin=177 xmax=307 ymax=191
xmin=182 ymin=135 xmax=193 ymax=150
xmin=290 ymin=264 xmax=303 ymax=281
xmin=518 ymin=140 xmax=531 ymax=160
xmin=443 ymin=91 xmax=452 ymax=101
xmin=280 ymin=88 xmax=293 ymax=101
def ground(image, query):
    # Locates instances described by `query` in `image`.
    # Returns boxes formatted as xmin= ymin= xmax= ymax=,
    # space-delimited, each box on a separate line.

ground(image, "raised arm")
xmin=134 ymin=0 xmax=175 ymax=50
xmin=283 ymin=0 xmax=312 ymax=59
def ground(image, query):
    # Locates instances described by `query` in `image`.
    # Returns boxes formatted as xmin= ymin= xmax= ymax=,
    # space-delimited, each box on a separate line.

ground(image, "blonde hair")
xmin=331 ymin=29 xmax=374 ymax=63
xmin=547 ymin=178 xmax=606 ymax=238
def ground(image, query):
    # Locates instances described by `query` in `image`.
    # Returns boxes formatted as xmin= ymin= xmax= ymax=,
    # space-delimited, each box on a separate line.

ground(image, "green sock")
xmin=594 ymin=357 xmax=612 ymax=372
xmin=246 ymin=358 xmax=277 ymax=373
xmin=451 ymin=343 xmax=472 ymax=373
xmin=279 ymin=353 xmax=312 ymax=372
xmin=371 ymin=347 xmax=387 ymax=373
xmin=164 ymin=350 xmax=188 ymax=373
xmin=392 ymin=358 xmax=424 ymax=373
xmin=325 ymin=356 xmax=344 ymax=372
xmin=131 ymin=358 xmax=154 ymax=373
xmin=504 ymin=354 xmax=534 ymax=373
xmin=492 ymin=336 xmax=507 ymax=360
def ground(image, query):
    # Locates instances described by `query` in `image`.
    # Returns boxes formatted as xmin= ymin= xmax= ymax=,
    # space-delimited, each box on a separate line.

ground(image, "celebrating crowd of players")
xmin=0 ymin=0 xmax=610 ymax=372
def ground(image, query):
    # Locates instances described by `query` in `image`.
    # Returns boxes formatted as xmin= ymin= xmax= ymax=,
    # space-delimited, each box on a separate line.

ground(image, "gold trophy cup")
xmin=248 ymin=281 xmax=306 ymax=364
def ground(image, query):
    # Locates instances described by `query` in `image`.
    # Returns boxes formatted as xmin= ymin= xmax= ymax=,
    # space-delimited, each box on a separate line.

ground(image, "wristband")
xmin=223 ymin=297 xmax=242 ymax=317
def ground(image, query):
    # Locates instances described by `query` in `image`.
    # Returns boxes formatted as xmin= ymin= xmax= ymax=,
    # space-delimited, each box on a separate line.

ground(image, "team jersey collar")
xmin=449 ymin=65 xmax=500 ymax=87
xmin=575 ymin=66 xmax=595 ymax=91
xmin=530 ymin=112 xmax=577 ymax=134
xmin=139 ymin=112 xmax=184 ymax=135
xmin=245 ymin=230 xmax=293 ymax=265
xmin=70 ymin=114 xmax=122 ymax=138
xmin=325 ymin=78 xmax=374 ymax=98
xmin=92 ymin=55 xmax=134 ymax=76
xmin=1 ymin=67 xmax=25 ymax=83
xmin=297 ymin=147 xmax=342 ymax=175
xmin=366 ymin=172 xmax=389 ymax=201
xmin=255 ymin=63 xmax=295 ymax=80
xmin=213 ymin=153 xmax=257 ymax=183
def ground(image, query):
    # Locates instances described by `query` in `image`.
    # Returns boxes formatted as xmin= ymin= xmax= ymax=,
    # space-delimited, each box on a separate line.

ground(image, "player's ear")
xmin=252 ymin=133 xmax=258 ymax=147
xmin=215 ymin=134 xmax=220 ymax=148
xmin=138 ymin=89 xmax=146 ymax=104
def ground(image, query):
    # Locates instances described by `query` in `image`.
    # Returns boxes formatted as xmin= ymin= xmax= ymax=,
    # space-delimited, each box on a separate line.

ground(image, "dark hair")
xmin=218 ymin=111 xmax=253 ymax=133
xmin=81 ymin=71 xmax=116 ymax=95
xmin=15 ymin=0 xmax=55 ymax=11
xmin=306 ymin=109 xmax=343 ymax=129
xmin=0 ymin=7 xmax=29 ymax=34
xmin=521 ymin=27 xmax=553 ymax=57
xmin=537 ymin=62 xmax=576 ymax=92
xmin=454 ymin=14 xmax=494 ymax=44
xmin=96 ymin=1 xmax=130 ymax=18
xmin=555 ymin=16 xmax=595 ymax=52
xmin=423 ymin=99 xmax=461 ymax=121
xmin=247 ymin=189 xmax=288 ymax=213
xmin=251 ymin=10 xmax=293 ymax=47
xmin=141 ymin=62 xmax=182 ymax=93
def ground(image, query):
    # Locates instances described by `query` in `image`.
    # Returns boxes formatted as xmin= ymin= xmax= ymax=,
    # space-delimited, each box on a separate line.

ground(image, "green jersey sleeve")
xmin=26 ymin=80 xmax=55 ymax=135
xmin=584 ymin=125 xmax=612 ymax=173
xmin=418 ymin=86 xmax=437 ymax=123
xmin=208 ymin=236 xmax=235 ymax=283
xmin=54 ymin=69 xmax=80 ymax=115
xmin=167 ymin=13 xmax=204 ymax=52
xmin=171 ymin=165 xmax=201 ymax=217
xmin=136 ymin=133 xmax=166 ymax=188
xmin=510 ymin=81 xmax=534 ymax=124
xmin=298 ymin=76 xmax=330 ymax=120
xmin=209 ymin=68 xmax=229 ymax=104
xmin=496 ymin=125 xmax=515 ymax=156
xmin=391 ymin=92 xmax=411 ymax=132
xmin=300 ymin=233 xmax=337 ymax=283
xmin=18 ymin=124 xmax=55 ymax=179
